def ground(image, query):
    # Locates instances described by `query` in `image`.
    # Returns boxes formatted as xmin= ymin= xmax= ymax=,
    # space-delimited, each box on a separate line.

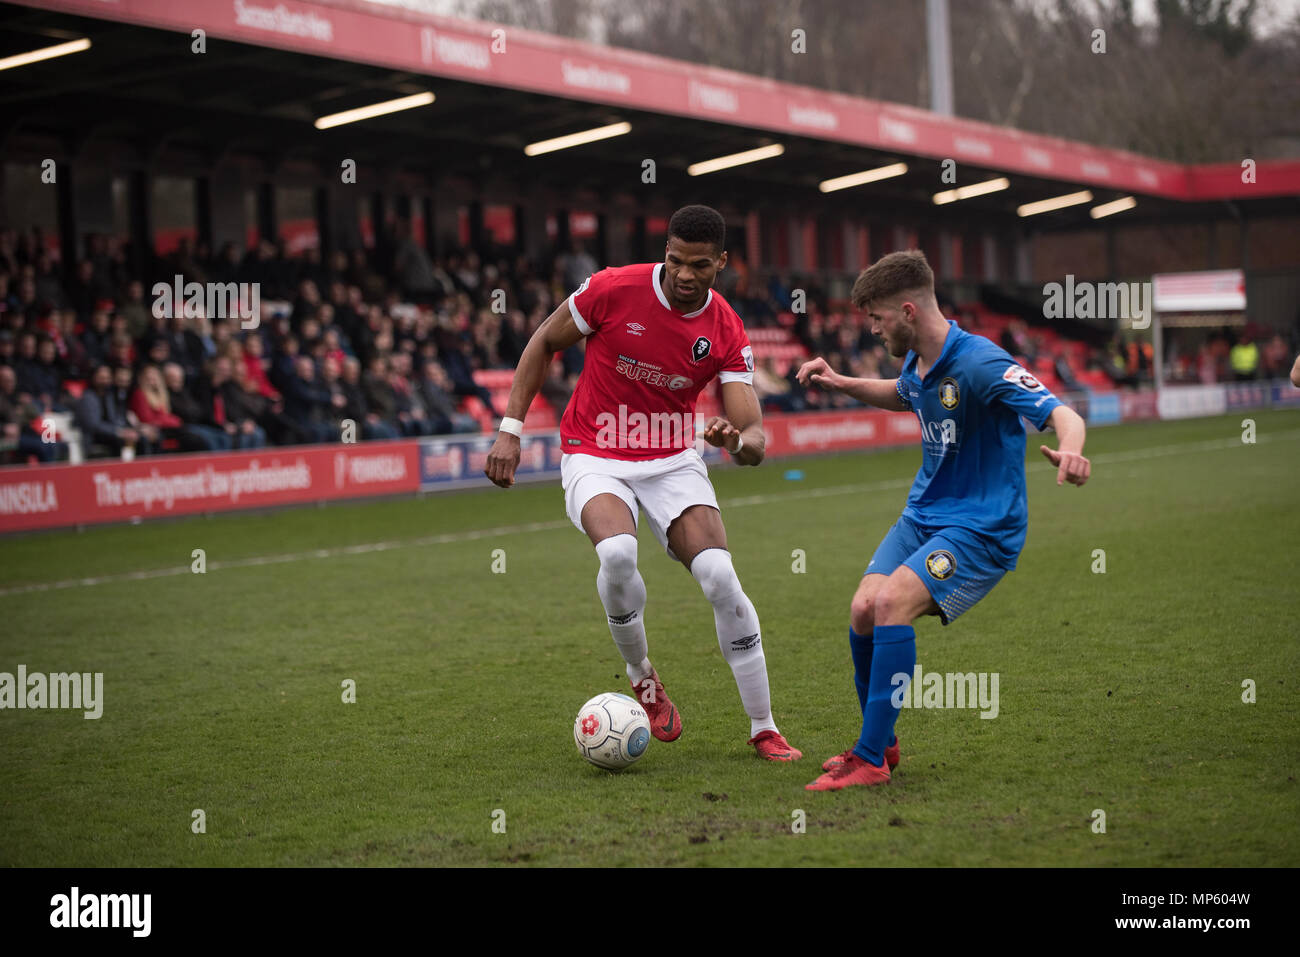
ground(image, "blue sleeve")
xmin=967 ymin=343 xmax=1061 ymax=430
xmin=895 ymin=378 xmax=913 ymax=411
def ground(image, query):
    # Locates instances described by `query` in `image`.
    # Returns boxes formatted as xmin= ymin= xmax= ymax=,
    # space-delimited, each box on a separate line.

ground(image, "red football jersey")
xmin=560 ymin=262 xmax=754 ymax=461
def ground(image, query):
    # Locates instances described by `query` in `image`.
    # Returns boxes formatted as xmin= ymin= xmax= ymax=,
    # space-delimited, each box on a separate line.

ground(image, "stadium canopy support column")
xmin=56 ymin=163 xmax=76 ymax=269
xmin=315 ymin=185 xmax=333 ymax=258
xmin=127 ymin=170 xmax=152 ymax=279
xmin=205 ymin=166 xmax=246 ymax=253
xmin=196 ymin=177 xmax=212 ymax=250
xmin=256 ymin=183 xmax=275 ymax=246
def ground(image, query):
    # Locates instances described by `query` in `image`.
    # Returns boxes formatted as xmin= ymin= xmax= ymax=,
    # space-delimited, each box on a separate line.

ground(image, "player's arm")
xmin=483 ymin=300 xmax=585 ymax=488
xmin=794 ymin=356 xmax=908 ymax=412
xmin=700 ymin=381 xmax=765 ymax=466
xmin=1290 ymin=353 xmax=1300 ymax=388
xmin=1039 ymin=404 xmax=1090 ymax=486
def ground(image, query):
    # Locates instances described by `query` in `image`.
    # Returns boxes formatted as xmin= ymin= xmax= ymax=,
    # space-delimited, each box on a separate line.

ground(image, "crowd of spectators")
xmin=0 ymin=224 xmax=597 ymax=464
xmin=3 ymin=223 xmax=1295 ymax=466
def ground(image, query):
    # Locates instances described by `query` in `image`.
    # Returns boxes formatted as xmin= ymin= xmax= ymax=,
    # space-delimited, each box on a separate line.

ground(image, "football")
xmin=573 ymin=693 xmax=652 ymax=770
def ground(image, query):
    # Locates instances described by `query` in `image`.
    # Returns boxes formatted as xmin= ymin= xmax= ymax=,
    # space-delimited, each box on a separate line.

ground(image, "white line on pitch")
xmin=2 ymin=427 xmax=1295 ymax=598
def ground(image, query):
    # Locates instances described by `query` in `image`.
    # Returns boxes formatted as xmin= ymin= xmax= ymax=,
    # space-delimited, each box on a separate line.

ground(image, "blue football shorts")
xmin=865 ymin=514 xmax=1009 ymax=625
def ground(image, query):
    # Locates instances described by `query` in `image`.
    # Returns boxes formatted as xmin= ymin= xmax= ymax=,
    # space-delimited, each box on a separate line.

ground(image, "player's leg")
xmin=664 ymin=501 xmax=800 ymax=760
xmin=820 ymin=572 xmax=899 ymax=772
xmin=580 ymin=492 xmax=649 ymax=674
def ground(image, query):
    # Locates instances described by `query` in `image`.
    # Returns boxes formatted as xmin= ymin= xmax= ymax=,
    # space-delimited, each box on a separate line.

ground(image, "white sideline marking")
xmin=2 ymin=428 xmax=1296 ymax=598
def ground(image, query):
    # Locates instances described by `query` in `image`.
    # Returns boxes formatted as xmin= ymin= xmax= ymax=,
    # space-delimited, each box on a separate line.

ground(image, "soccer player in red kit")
xmin=484 ymin=205 xmax=801 ymax=761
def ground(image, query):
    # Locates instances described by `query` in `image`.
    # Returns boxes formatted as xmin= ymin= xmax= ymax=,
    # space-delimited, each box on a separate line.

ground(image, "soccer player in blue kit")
xmin=796 ymin=251 xmax=1091 ymax=791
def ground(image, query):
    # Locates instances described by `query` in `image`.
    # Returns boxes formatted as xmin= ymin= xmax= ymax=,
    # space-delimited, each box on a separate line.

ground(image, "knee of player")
xmin=690 ymin=548 xmax=741 ymax=603
xmin=595 ymin=534 xmax=639 ymax=582
xmin=872 ymin=586 xmax=913 ymax=626
xmin=849 ymin=594 xmax=875 ymax=632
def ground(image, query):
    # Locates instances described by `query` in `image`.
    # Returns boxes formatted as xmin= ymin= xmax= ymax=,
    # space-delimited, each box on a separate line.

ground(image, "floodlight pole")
xmin=927 ymin=0 xmax=955 ymax=116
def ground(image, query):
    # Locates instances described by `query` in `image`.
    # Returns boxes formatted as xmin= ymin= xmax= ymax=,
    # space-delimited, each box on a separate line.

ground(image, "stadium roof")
xmin=3 ymin=0 xmax=1298 ymax=231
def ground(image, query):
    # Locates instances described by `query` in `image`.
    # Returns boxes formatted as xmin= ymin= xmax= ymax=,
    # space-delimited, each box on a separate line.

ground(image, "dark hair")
xmin=851 ymin=250 xmax=935 ymax=310
xmin=668 ymin=205 xmax=725 ymax=252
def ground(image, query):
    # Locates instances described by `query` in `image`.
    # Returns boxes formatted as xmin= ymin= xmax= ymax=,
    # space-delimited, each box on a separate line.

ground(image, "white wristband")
xmin=499 ymin=417 xmax=524 ymax=437
xmin=729 ymin=432 xmax=744 ymax=454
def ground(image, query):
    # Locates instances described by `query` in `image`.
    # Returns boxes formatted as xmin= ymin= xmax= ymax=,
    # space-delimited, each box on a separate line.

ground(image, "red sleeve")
xmin=717 ymin=314 xmax=754 ymax=385
xmin=567 ymin=269 xmax=611 ymax=336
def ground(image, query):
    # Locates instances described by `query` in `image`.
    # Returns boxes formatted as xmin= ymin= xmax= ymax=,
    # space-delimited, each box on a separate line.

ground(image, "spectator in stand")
xmin=438 ymin=335 xmax=500 ymax=417
xmin=25 ymin=335 xmax=65 ymax=411
xmin=387 ymin=352 xmax=437 ymax=436
xmin=0 ymin=330 xmax=15 ymax=368
xmin=129 ymin=364 xmax=189 ymax=449
xmin=225 ymin=358 xmax=298 ymax=446
xmin=754 ymin=356 xmax=796 ymax=412
xmin=1261 ymin=334 xmax=1290 ymax=379
xmin=157 ymin=361 xmax=226 ymax=451
xmin=393 ymin=218 xmax=439 ymax=303
xmin=1 ymin=364 xmax=61 ymax=463
xmin=340 ymin=355 xmax=398 ymax=440
xmin=559 ymin=241 xmax=598 ymax=294
xmin=240 ymin=332 xmax=280 ymax=400
xmin=117 ymin=281 xmax=151 ymax=340
xmin=1229 ymin=333 xmax=1259 ymax=381
xmin=207 ymin=356 xmax=265 ymax=449
xmin=1053 ymin=348 xmax=1083 ymax=392
xmin=362 ymin=354 xmax=400 ymax=435
xmin=77 ymin=364 xmax=150 ymax=457
xmin=282 ymin=355 xmax=335 ymax=443
xmin=415 ymin=357 xmax=478 ymax=435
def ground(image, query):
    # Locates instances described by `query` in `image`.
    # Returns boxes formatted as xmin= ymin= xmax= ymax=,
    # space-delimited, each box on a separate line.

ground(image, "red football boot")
xmin=821 ymin=736 xmax=900 ymax=772
xmin=805 ymin=752 xmax=891 ymax=791
xmin=630 ymin=669 xmax=682 ymax=742
xmin=749 ymin=730 xmax=803 ymax=762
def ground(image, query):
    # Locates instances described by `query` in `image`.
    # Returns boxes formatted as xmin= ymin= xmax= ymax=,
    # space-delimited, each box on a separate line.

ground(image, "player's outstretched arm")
xmin=1290 ymin=353 xmax=1300 ymax=388
xmin=1039 ymin=405 xmax=1091 ymax=486
xmin=483 ymin=300 xmax=585 ymax=488
xmin=794 ymin=356 xmax=908 ymax=411
xmin=701 ymin=380 xmax=765 ymax=466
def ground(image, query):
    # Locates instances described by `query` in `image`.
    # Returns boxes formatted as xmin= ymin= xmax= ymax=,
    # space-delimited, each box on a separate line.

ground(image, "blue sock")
xmin=853 ymin=625 xmax=915 ymax=765
xmin=848 ymin=627 xmax=872 ymax=713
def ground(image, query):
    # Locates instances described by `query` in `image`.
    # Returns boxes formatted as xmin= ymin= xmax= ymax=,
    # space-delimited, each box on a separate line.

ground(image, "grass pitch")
xmin=1 ymin=408 xmax=1297 ymax=866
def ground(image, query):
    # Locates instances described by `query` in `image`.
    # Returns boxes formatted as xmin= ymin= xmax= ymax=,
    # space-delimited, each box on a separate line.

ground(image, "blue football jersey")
xmin=893 ymin=321 xmax=1062 ymax=570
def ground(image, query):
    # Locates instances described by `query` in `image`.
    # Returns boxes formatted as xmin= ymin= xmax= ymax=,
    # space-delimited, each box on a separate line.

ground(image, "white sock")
xmin=595 ymin=535 xmax=652 ymax=683
xmin=690 ymin=548 xmax=778 ymax=737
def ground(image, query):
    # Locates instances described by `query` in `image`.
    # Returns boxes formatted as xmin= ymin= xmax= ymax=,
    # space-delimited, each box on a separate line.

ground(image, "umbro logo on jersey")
xmin=691 ymin=336 xmax=712 ymax=363
xmin=731 ymin=633 xmax=761 ymax=651
xmin=625 ymin=322 xmax=645 ymax=336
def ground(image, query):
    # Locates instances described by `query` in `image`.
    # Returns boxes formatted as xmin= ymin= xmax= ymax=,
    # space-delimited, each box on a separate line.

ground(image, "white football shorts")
xmin=561 ymin=447 xmax=720 ymax=557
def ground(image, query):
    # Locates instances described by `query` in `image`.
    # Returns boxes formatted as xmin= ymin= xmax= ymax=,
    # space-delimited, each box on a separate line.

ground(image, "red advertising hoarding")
xmin=0 ymin=441 xmax=419 ymax=533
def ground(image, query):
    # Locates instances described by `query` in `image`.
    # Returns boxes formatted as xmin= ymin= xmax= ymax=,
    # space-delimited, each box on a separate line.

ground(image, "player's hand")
xmin=697 ymin=416 xmax=743 ymax=452
xmin=485 ymin=433 xmax=521 ymax=488
xmin=1040 ymin=446 xmax=1091 ymax=486
xmin=796 ymin=356 xmax=845 ymax=392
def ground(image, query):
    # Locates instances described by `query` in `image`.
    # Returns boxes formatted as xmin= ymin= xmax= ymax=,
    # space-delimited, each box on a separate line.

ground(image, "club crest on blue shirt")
xmin=925 ymin=549 xmax=956 ymax=581
xmin=939 ymin=377 xmax=960 ymax=409
xmin=691 ymin=336 xmax=712 ymax=363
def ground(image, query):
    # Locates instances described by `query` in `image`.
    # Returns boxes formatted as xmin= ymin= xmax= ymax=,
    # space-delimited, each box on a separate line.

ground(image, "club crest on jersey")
xmin=925 ymin=549 xmax=956 ymax=581
xmin=1002 ymin=364 xmax=1043 ymax=391
xmin=691 ymin=336 xmax=712 ymax=363
xmin=939 ymin=377 xmax=960 ymax=409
